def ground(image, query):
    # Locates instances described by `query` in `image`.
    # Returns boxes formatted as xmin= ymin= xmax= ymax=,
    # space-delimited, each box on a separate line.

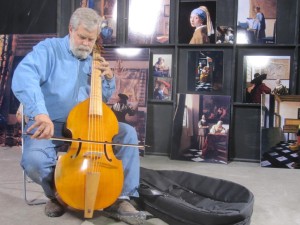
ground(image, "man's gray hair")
xmin=69 ymin=7 xmax=101 ymax=32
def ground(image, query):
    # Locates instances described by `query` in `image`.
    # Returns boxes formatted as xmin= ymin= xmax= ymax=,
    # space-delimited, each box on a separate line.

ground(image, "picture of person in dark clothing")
xmin=246 ymin=73 xmax=271 ymax=104
xmin=111 ymin=93 xmax=136 ymax=124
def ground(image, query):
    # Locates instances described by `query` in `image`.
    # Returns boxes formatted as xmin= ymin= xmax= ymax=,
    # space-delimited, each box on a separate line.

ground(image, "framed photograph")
xmin=153 ymin=77 xmax=172 ymax=101
xmin=102 ymin=48 xmax=150 ymax=151
xmin=127 ymin=0 xmax=170 ymax=44
xmin=187 ymin=51 xmax=224 ymax=92
xmin=216 ymin=26 xmax=234 ymax=44
xmin=171 ymin=94 xmax=231 ymax=164
xmin=237 ymin=0 xmax=277 ymax=44
xmin=243 ymin=55 xmax=290 ymax=103
xmin=152 ymin=54 xmax=172 ymax=77
xmin=178 ymin=1 xmax=216 ymax=44
xmin=82 ymin=0 xmax=117 ymax=44
xmin=261 ymin=94 xmax=300 ymax=169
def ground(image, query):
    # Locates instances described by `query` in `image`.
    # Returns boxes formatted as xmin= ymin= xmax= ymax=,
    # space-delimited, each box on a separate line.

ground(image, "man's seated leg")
xmin=106 ymin=122 xmax=144 ymax=218
xmin=22 ymin=125 xmax=65 ymax=217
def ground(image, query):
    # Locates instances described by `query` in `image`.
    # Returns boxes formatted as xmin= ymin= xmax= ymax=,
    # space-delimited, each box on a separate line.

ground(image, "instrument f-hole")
xmin=104 ymin=143 xmax=112 ymax=162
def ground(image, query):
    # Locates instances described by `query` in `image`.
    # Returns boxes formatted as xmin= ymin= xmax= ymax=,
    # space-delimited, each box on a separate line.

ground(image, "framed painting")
xmin=83 ymin=0 xmax=117 ymax=44
xmin=127 ymin=0 xmax=170 ymax=44
xmin=187 ymin=51 xmax=224 ymax=93
xmin=216 ymin=26 xmax=234 ymax=44
xmin=243 ymin=55 xmax=290 ymax=104
xmin=153 ymin=77 xmax=172 ymax=101
xmin=261 ymin=94 xmax=300 ymax=169
xmin=178 ymin=1 xmax=216 ymax=44
xmin=152 ymin=54 xmax=172 ymax=78
xmin=102 ymin=48 xmax=150 ymax=151
xmin=171 ymin=93 xmax=231 ymax=164
xmin=0 ymin=34 xmax=57 ymax=147
xmin=237 ymin=0 xmax=277 ymax=44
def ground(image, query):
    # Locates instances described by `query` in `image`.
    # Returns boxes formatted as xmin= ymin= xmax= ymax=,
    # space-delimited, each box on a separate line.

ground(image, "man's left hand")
xmin=95 ymin=56 xmax=113 ymax=80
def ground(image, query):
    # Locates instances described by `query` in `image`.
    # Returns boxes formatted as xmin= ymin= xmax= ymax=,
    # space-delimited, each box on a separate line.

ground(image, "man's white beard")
xmin=70 ymin=36 xmax=92 ymax=60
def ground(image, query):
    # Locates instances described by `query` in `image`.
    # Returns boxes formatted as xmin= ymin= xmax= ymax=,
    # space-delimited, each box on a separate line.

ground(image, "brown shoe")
xmin=44 ymin=199 xmax=65 ymax=217
xmin=105 ymin=199 xmax=140 ymax=216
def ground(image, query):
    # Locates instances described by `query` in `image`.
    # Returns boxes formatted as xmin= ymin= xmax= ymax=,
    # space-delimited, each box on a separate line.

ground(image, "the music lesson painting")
xmin=103 ymin=48 xmax=150 ymax=150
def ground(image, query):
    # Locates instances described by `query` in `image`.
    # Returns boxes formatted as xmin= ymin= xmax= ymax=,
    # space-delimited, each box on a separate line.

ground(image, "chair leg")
xmin=23 ymin=170 xmax=47 ymax=205
xmin=20 ymin=104 xmax=46 ymax=205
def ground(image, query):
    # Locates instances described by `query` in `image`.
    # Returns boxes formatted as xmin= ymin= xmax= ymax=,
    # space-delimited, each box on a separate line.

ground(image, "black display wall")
xmin=2 ymin=0 xmax=300 ymax=162
xmin=144 ymin=0 xmax=299 ymax=162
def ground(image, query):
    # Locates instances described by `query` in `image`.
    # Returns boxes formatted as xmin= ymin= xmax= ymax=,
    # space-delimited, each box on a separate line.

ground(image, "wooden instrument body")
xmin=54 ymin=98 xmax=123 ymax=215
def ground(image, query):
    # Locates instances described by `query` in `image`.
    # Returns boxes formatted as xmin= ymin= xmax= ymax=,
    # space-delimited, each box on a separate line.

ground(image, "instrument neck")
xmin=90 ymin=47 xmax=103 ymax=116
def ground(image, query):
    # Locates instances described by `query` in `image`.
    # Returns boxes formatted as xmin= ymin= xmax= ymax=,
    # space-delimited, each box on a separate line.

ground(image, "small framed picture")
xmin=152 ymin=54 xmax=172 ymax=77
xmin=216 ymin=26 xmax=234 ymax=44
xmin=187 ymin=51 xmax=224 ymax=93
xmin=153 ymin=77 xmax=172 ymax=101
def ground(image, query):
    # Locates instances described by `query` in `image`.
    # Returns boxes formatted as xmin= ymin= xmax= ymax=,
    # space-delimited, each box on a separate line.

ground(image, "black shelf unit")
xmin=9 ymin=0 xmax=299 ymax=162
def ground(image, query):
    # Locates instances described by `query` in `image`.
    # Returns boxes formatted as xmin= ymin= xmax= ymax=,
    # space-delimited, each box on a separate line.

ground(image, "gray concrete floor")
xmin=0 ymin=146 xmax=299 ymax=225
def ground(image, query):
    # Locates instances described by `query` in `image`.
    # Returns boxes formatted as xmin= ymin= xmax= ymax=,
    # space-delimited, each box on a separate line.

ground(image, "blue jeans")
xmin=21 ymin=121 xmax=140 ymax=199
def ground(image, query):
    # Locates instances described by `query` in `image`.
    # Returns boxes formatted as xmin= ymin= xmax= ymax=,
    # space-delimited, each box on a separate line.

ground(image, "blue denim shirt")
xmin=12 ymin=35 xmax=115 ymax=122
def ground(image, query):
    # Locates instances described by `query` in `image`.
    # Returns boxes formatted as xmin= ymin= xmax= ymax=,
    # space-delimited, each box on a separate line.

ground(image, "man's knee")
xmin=21 ymin=148 xmax=56 ymax=184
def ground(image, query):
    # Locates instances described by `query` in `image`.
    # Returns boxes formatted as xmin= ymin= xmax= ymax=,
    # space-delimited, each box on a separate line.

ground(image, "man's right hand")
xmin=27 ymin=114 xmax=54 ymax=139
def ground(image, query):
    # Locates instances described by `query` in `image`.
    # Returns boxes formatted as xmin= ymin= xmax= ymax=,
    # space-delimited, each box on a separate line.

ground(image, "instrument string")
xmin=92 ymin=46 xmax=104 ymax=174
